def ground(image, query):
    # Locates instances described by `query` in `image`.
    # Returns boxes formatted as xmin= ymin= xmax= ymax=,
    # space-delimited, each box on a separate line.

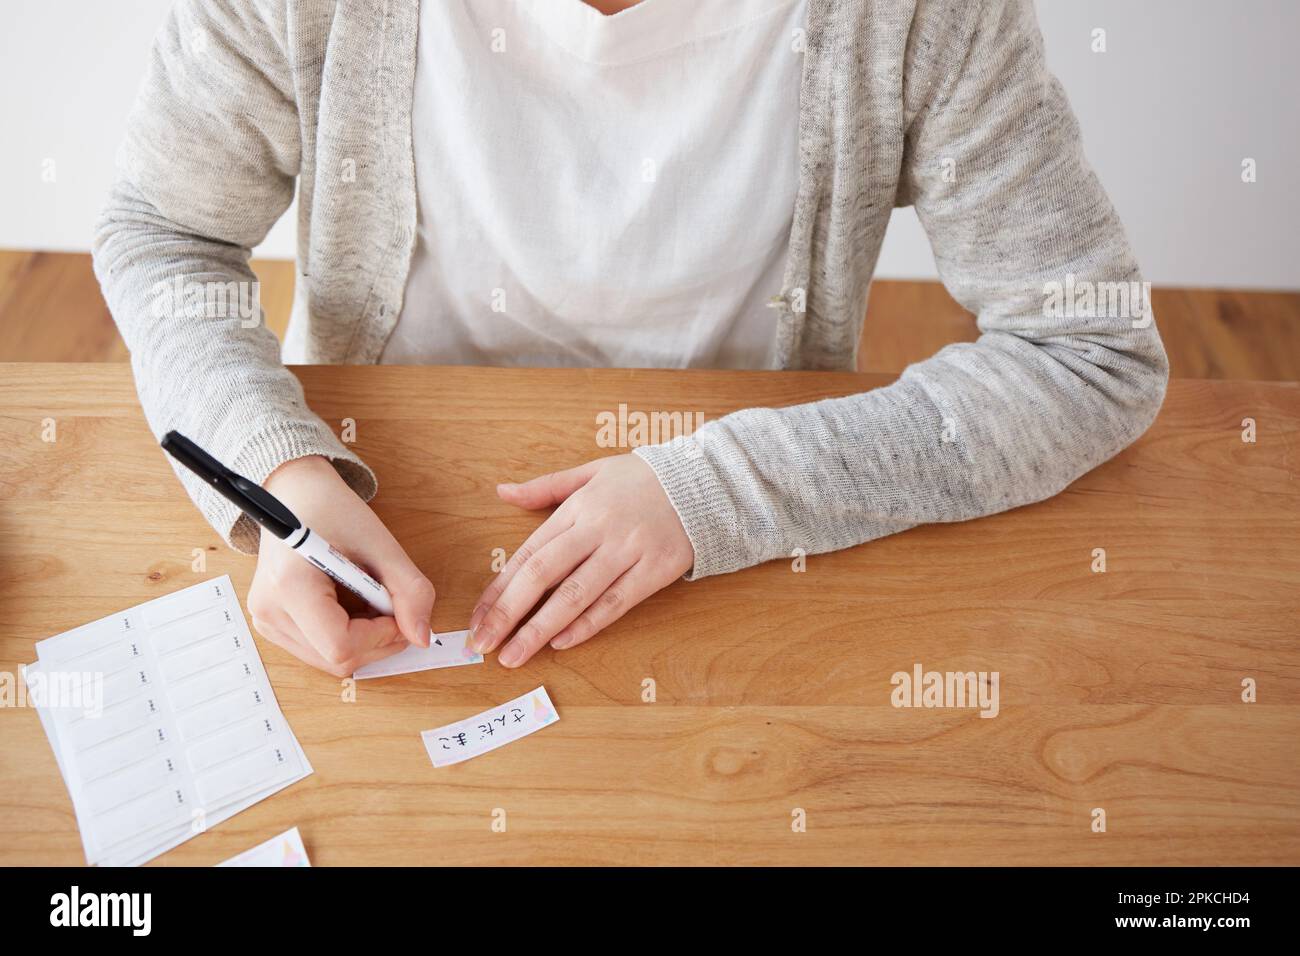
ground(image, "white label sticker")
xmin=353 ymin=629 xmax=483 ymax=679
xmin=421 ymin=686 xmax=559 ymax=767
xmin=217 ymin=826 xmax=311 ymax=867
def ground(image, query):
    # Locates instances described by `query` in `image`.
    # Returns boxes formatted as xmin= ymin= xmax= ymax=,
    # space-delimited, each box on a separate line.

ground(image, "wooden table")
xmin=2 ymin=363 xmax=1297 ymax=866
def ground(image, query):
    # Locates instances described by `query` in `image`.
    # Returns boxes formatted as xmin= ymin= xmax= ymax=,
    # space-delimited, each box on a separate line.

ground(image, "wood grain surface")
xmin=1 ymin=364 xmax=1297 ymax=866
xmin=4 ymin=250 xmax=1300 ymax=383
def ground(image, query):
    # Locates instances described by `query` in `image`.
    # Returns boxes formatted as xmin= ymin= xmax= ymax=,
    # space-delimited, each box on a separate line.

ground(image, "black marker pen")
xmin=161 ymin=431 xmax=439 ymax=646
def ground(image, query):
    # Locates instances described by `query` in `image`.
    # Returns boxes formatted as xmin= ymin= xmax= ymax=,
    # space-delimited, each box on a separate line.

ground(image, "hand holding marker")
xmin=161 ymin=431 xmax=441 ymax=646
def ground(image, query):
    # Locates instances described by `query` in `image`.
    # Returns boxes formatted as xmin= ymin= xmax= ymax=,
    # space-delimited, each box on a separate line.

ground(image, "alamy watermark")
xmin=150 ymin=277 xmax=260 ymax=327
xmin=50 ymin=886 xmax=150 ymax=936
xmin=890 ymin=664 xmax=1000 ymax=718
xmin=1043 ymin=273 xmax=1152 ymax=329
xmin=1 ymin=669 xmax=104 ymax=718
xmin=595 ymin=403 xmax=705 ymax=449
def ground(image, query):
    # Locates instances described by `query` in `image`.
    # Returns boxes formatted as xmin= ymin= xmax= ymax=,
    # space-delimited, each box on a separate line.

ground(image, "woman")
xmin=94 ymin=0 xmax=1168 ymax=676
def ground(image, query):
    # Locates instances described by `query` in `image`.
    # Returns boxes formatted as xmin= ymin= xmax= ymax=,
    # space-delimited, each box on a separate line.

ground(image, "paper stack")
xmin=24 ymin=575 xmax=312 ymax=866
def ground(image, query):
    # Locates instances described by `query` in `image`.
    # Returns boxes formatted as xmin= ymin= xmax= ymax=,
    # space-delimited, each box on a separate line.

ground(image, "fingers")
xmin=348 ymin=536 xmax=436 ymax=648
xmin=496 ymin=461 xmax=600 ymax=511
xmin=547 ymin=559 xmax=661 ymax=653
xmin=497 ymin=546 xmax=628 ymax=668
xmin=384 ymin=565 xmax=436 ymax=648
xmin=249 ymin=464 xmax=439 ymax=675
xmin=469 ymin=528 xmax=596 ymax=655
xmin=285 ymin=573 xmax=404 ymax=669
xmin=285 ymin=575 xmax=363 ymax=665
xmin=470 ymin=514 xmax=574 ymax=634
xmin=251 ymin=612 xmax=332 ymax=672
xmin=252 ymin=606 xmax=406 ymax=678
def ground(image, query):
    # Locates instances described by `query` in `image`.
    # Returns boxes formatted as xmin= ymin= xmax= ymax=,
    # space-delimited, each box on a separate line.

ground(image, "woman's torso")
xmin=380 ymin=0 xmax=809 ymax=369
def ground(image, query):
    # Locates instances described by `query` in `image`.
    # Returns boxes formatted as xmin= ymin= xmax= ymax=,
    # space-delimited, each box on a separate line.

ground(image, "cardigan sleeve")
xmin=93 ymin=0 xmax=376 ymax=553
xmin=635 ymin=0 xmax=1168 ymax=579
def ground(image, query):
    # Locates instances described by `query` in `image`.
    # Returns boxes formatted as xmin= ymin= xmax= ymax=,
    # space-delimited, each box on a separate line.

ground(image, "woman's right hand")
xmin=247 ymin=455 xmax=436 ymax=677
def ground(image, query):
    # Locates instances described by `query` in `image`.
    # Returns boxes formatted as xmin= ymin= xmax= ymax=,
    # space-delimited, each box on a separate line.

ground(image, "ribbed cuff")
xmin=633 ymin=435 xmax=738 ymax=581
xmin=183 ymin=417 xmax=377 ymax=554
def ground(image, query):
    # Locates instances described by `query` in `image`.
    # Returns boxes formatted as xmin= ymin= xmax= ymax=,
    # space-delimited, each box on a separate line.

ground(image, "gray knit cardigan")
xmin=93 ymin=0 xmax=1169 ymax=579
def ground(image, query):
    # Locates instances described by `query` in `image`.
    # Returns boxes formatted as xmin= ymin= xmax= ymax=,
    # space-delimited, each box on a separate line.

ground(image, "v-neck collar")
xmin=515 ymin=0 xmax=805 ymax=66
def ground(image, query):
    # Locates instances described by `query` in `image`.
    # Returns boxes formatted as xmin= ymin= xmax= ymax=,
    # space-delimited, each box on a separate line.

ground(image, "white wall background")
xmin=1 ymin=0 xmax=1297 ymax=289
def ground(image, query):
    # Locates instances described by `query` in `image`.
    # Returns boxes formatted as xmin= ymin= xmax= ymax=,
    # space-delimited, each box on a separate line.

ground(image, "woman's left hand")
xmin=468 ymin=454 xmax=694 ymax=667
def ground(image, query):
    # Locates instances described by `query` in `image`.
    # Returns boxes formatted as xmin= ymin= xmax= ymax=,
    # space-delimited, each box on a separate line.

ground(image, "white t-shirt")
xmin=381 ymin=0 xmax=807 ymax=369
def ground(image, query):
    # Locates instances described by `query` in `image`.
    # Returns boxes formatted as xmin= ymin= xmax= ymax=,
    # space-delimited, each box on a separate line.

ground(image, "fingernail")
xmin=497 ymin=482 xmax=516 ymax=494
xmin=498 ymin=643 xmax=521 ymax=668
xmin=469 ymin=622 xmax=489 ymax=654
xmin=468 ymin=603 xmax=488 ymax=633
xmin=551 ymin=636 xmax=572 ymax=650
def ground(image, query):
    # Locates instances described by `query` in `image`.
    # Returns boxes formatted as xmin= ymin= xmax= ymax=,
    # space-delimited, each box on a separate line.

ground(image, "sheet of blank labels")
xmin=24 ymin=576 xmax=311 ymax=866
